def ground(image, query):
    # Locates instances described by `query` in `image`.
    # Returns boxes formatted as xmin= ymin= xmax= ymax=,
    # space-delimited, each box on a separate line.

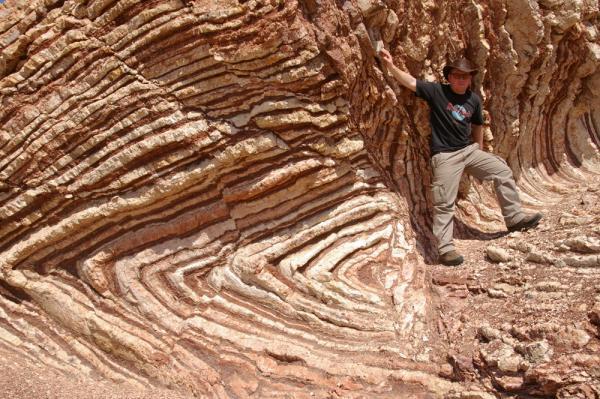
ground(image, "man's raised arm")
xmin=379 ymin=49 xmax=417 ymax=92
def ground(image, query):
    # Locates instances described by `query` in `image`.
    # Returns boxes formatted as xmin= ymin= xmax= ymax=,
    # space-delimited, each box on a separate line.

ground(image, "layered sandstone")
xmin=0 ymin=0 xmax=598 ymax=397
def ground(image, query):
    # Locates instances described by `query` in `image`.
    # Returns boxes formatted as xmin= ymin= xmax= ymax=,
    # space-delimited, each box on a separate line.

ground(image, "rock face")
xmin=0 ymin=0 xmax=598 ymax=397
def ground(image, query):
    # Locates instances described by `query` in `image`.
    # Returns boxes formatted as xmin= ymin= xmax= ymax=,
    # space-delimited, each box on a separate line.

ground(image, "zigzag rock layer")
xmin=0 ymin=0 xmax=598 ymax=397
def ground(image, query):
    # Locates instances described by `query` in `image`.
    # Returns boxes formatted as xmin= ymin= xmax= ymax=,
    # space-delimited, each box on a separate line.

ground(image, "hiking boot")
xmin=439 ymin=250 xmax=464 ymax=266
xmin=507 ymin=212 xmax=543 ymax=232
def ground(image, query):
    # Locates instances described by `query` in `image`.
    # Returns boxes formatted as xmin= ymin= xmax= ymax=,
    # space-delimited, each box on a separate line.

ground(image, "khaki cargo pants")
xmin=431 ymin=143 xmax=525 ymax=255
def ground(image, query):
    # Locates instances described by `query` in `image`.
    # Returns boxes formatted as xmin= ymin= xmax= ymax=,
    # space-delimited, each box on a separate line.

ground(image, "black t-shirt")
xmin=415 ymin=80 xmax=483 ymax=153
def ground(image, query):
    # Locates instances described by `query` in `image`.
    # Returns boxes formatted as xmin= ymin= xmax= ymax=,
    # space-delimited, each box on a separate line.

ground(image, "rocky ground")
xmin=1 ymin=180 xmax=597 ymax=399
xmin=1 ymin=0 xmax=598 ymax=397
xmin=432 ymin=177 xmax=600 ymax=398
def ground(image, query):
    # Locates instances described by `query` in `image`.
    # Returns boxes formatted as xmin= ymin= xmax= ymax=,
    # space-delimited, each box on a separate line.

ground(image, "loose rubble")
xmin=432 ymin=181 xmax=600 ymax=397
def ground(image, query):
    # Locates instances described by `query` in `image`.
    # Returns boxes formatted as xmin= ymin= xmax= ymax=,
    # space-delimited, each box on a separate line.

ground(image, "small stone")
xmin=489 ymin=283 xmax=519 ymax=298
xmin=525 ymin=250 xmax=555 ymax=264
xmin=448 ymin=354 xmax=475 ymax=381
xmin=525 ymin=291 xmax=535 ymax=299
xmin=533 ymin=281 xmax=564 ymax=292
xmin=516 ymin=340 xmax=553 ymax=364
xmin=508 ymin=262 xmax=520 ymax=270
xmin=478 ymin=325 xmax=502 ymax=342
xmin=559 ymin=214 xmax=594 ymax=227
xmin=558 ymin=236 xmax=600 ymax=253
xmin=486 ymin=246 xmax=512 ymax=263
xmin=563 ymin=255 xmax=600 ymax=268
xmin=432 ymin=273 xmax=467 ymax=286
xmin=510 ymin=240 xmax=534 ymax=253
xmin=466 ymin=282 xmax=485 ymax=295
xmin=499 ymin=275 xmax=526 ymax=286
xmin=438 ymin=363 xmax=454 ymax=379
xmin=488 ymin=288 xmax=508 ymax=298
xmin=552 ymin=327 xmax=591 ymax=349
xmin=493 ymin=375 xmax=524 ymax=391
xmin=456 ymin=392 xmax=497 ymax=399
xmin=588 ymin=302 xmax=600 ymax=327
xmin=479 ymin=340 xmax=524 ymax=373
xmin=553 ymin=258 xmax=567 ymax=268
xmin=416 ymin=352 xmax=430 ymax=362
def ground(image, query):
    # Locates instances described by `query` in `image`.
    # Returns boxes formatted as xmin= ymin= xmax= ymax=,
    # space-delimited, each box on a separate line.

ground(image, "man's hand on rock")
xmin=377 ymin=48 xmax=417 ymax=92
xmin=379 ymin=48 xmax=394 ymax=66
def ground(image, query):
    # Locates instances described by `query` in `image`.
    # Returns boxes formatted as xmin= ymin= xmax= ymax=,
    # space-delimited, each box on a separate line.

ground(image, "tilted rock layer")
xmin=0 ymin=0 xmax=598 ymax=397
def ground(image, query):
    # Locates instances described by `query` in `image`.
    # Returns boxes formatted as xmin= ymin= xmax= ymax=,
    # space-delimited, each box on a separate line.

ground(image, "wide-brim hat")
xmin=443 ymin=58 xmax=478 ymax=80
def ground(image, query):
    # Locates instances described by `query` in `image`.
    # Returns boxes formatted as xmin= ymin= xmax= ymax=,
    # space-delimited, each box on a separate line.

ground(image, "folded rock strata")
xmin=0 ymin=0 xmax=598 ymax=397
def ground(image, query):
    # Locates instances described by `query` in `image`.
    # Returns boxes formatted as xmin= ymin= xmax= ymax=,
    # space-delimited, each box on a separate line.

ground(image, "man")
xmin=379 ymin=48 xmax=542 ymax=266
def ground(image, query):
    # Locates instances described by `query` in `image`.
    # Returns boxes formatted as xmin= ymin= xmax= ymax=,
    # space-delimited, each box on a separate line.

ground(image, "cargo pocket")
xmin=431 ymin=183 xmax=446 ymax=206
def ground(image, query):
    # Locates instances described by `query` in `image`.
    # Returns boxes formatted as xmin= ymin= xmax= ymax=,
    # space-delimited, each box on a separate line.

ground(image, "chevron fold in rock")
xmin=0 ymin=0 xmax=598 ymax=397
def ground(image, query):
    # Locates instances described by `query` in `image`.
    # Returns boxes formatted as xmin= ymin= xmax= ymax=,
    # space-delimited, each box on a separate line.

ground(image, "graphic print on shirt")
xmin=446 ymin=102 xmax=472 ymax=122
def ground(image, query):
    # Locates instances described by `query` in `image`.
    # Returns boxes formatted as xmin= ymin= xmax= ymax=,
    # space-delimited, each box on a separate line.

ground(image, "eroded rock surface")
xmin=0 ymin=0 xmax=598 ymax=398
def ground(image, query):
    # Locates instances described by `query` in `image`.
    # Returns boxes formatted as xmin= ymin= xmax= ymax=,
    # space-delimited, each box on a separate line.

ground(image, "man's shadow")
xmin=415 ymin=217 xmax=509 ymax=265
xmin=454 ymin=218 xmax=509 ymax=241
